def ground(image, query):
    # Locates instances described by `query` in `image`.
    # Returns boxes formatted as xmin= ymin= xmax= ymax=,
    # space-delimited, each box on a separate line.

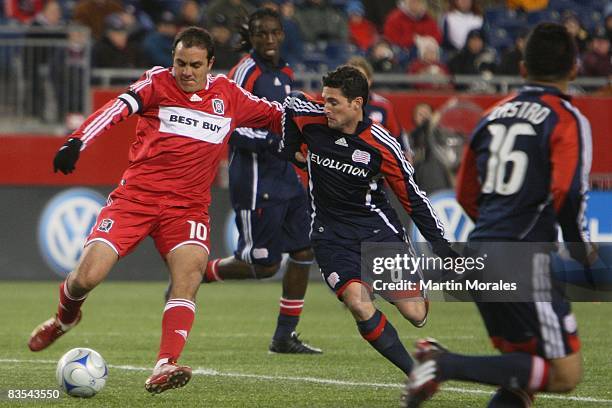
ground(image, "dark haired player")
xmin=198 ymin=8 xmax=320 ymax=354
xmin=28 ymin=27 xmax=284 ymax=393
xmin=404 ymin=23 xmax=597 ymax=407
xmin=281 ymin=66 xmax=455 ymax=377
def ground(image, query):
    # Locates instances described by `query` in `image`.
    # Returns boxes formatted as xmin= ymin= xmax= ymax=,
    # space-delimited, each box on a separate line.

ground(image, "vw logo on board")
xmin=37 ymin=188 xmax=106 ymax=277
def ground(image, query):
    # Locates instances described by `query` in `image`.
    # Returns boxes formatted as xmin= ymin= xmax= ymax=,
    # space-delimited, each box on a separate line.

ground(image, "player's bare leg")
xmin=394 ymin=299 xmax=428 ymax=328
xmin=28 ymin=242 xmax=118 ymax=351
xmin=341 ymin=282 xmax=414 ymax=375
xmin=146 ymin=245 xmax=207 ymax=394
xmin=207 ymin=256 xmax=279 ymax=280
xmin=269 ymin=248 xmax=321 ymax=354
xmin=547 ymin=352 xmax=582 ymax=392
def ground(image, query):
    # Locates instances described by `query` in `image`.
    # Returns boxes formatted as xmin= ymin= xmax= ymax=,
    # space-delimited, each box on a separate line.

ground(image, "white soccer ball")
xmin=56 ymin=348 xmax=108 ymax=398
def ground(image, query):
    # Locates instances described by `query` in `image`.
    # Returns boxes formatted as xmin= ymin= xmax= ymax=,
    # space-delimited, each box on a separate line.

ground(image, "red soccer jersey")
xmin=72 ymin=67 xmax=283 ymax=206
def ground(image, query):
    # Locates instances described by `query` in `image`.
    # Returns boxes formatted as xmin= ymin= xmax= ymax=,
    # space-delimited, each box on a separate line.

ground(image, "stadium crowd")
xmin=2 ymin=0 xmax=611 ymax=81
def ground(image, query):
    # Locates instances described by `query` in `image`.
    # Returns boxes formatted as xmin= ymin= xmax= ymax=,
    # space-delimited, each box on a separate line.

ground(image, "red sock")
xmin=157 ymin=299 xmax=195 ymax=363
xmin=204 ymin=259 xmax=222 ymax=282
xmin=279 ymin=297 xmax=304 ymax=317
xmin=57 ymin=281 xmax=86 ymax=325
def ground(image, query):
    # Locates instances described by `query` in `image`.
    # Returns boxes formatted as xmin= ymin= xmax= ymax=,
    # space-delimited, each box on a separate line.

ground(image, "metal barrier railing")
xmin=91 ymin=68 xmax=610 ymax=94
xmin=0 ymin=26 xmax=91 ymax=134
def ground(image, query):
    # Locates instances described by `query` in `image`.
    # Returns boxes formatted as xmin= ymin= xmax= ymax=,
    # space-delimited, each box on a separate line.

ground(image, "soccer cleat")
xmin=145 ymin=362 xmax=192 ymax=394
xmin=28 ymin=312 xmax=82 ymax=352
xmin=400 ymin=338 xmax=448 ymax=408
xmin=268 ymin=332 xmax=322 ymax=354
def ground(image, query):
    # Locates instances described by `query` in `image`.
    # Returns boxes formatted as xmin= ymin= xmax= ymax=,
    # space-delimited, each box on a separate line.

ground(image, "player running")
xmin=280 ymin=66 xmax=456 ymax=377
xmin=28 ymin=27 xmax=284 ymax=394
xmin=403 ymin=23 xmax=597 ymax=407
xmin=165 ymin=9 xmax=321 ymax=354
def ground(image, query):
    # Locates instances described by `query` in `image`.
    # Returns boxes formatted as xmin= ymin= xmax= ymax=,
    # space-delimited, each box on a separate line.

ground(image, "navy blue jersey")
xmin=456 ymin=85 xmax=592 ymax=243
xmin=227 ymin=53 xmax=305 ymax=209
xmin=281 ymin=92 xmax=448 ymax=250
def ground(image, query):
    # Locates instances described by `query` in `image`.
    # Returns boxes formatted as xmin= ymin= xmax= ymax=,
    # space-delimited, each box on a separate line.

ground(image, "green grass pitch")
xmin=0 ymin=281 xmax=611 ymax=407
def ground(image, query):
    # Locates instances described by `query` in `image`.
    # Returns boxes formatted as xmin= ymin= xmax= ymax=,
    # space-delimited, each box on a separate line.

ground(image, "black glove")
xmin=53 ymin=138 xmax=82 ymax=174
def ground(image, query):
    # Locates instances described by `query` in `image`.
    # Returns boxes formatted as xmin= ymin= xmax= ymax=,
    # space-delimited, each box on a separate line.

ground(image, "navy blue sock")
xmin=437 ymin=353 xmax=548 ymax=391
xmin=487 ymin=388 xmax=533 ymax=407
xmin=273 ymin=314 xmax=299 ymax=341
xmin=357 ymin=310 xmax=413 ymax=375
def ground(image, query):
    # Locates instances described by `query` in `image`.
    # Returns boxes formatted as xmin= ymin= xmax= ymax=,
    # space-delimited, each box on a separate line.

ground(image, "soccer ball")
xmin=56 ymin=348 xmax=108 ymax=397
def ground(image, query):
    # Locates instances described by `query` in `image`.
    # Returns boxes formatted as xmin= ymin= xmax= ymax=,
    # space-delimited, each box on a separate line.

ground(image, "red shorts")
xmin=86 ymin=194 xmax=210 ymax=257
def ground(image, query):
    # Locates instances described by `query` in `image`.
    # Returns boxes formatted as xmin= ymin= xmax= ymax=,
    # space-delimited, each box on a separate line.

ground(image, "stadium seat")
xmin=527 ymin=9 xmax=561 ymax=25
xmin=547 ymin=0 xmax=576 ymax=13
xmin=488 ymin=28 xmax=514 ymax=52
xmin=484 ymin=6 xmax=527 ymax=31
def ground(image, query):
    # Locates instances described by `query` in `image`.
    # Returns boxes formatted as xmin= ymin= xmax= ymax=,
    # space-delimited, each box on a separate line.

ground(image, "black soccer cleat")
xmin=268 ymin=332 xmax=322 ymax=354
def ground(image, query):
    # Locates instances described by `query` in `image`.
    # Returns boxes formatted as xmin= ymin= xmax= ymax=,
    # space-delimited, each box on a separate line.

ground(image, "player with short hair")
xmin=198 ymin=8 xmax=321 ymax=354
xmin=403 ymin=22 xmax=597 ymax=407
xmin=28 ymin=26 xmax=284 ymax=393
xmin=280 ymin=66 xmax=455 ymax=377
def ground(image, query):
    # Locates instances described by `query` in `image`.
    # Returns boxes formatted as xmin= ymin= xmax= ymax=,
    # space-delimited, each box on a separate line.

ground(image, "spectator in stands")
xmin=605 ymin=4 xmax=612 ymax=44
xmin=368 ymin=39 xmax=400 ymax=73
xmin=279 ymin=0 xmax=304 ymax=66
xmin=31 ymin=0 xmax=64 ymax=27
xmin=142 ymin=11 xmax=179 ymax=68
xmin=409 ymin=103 xmax=453 ymax=194
xmin=178 ymin=0 xmax=205 ymax=28
xmin=441 ymin=0 xmax=483 ymax=53
xmin=406 ymin=35 xmax=452 ymax=90
xmin=582 ymin=28 xmax=612 ymax=77
xmin=496 ymin=28 xmax=528 ymax=76
xmin=209 ymin=13 xmax=241 ymax=71
xmin=362 ymin=0 xmax=396 ymax=32
xmin=383 ymin=0 xmax=441 ymax=50
xmin=207 ymin=0 xmax=255 ymax=35
xmin=4 ymin=0 xmax=46 ymax=24
xmin=294 ymin=0 xmax=348 ymax=43
xmin=92 ymin=12 xmax=143 ymax=68
xmin=563 ymin=12 xmax=589 ymax=53
xmin=347 ymin=0 xmax=377 ymax=52
xmin=447 ymin=29 xmax=496 ymax=76
xmin=72 ymin=0 xmax=124 ymax=40
xmin=506 ymin=0 xmax=547 ymax=12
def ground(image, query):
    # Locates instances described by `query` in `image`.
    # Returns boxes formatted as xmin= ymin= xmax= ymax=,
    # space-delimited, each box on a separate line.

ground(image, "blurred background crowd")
xmin=3 ymin=0 xmax=611 ymax=80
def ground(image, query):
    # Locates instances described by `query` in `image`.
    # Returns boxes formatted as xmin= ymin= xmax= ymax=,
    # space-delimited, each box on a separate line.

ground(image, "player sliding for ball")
xmin=279 ymin=66 xmax=458 ymax=378
xmin=28 ymin=27 xmax=285 ymax=394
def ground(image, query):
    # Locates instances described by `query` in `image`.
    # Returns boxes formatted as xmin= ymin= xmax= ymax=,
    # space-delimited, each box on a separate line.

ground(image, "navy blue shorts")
xmin=313 ymin=229 xmax=422 ymax=300
xmin=477 ymin=300 xmax=580 ymax=359
xmin=234 ymin=194 xmax=311 ymax=266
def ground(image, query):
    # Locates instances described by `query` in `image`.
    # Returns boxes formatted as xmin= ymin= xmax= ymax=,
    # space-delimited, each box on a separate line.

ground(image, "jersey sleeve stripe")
xmin=235 ymin=127 xmax=268 ymax=139
xmin=233 ymin=58 xmax=256 ymax=88
xmin=371 ymin=125 xmax=414 ymax=174
xmin=130 ymin=66 xmax=166 ymax=94
xmin=371 ymin=125 xmax=446 ymax=236
xmin=81 ymin=100 xmax=128 ymax=147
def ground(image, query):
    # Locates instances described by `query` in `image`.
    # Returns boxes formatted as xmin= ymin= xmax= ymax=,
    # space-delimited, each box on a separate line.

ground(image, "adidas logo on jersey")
xmin=335 ymin=137 xmax=348 ymax=147
xmin=274 ymin=77 xmax=282 ymax=86
xmin=189 ymin=94 xmax=202 ymax=102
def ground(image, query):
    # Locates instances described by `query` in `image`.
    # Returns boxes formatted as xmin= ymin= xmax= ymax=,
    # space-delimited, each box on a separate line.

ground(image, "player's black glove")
xmin=53 ymin=137 xmax=83 ymax=174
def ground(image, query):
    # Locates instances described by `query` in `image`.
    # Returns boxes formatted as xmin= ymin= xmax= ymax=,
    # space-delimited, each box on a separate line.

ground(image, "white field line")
xmin=1 ymin=358 xmax=611 ymax=404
